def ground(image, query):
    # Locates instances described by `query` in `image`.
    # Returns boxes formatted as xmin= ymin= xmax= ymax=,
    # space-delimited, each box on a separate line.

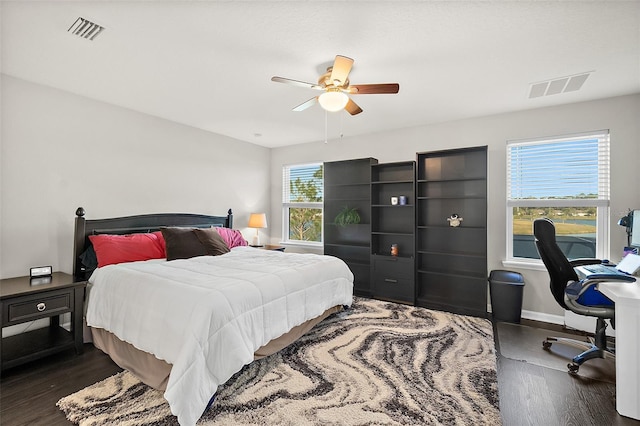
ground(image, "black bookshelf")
xmin=416 ymin=146 xmax=488 ymax=317
xmin=324 ymin=158 xmax=378 ymax=297
xmin=370 ymin=161 xmax=416 ymax=304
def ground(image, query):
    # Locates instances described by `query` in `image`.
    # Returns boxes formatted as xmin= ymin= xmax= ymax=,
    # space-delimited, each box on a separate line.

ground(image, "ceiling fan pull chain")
xmin=324 ymin=110 xmax=328 ymax=144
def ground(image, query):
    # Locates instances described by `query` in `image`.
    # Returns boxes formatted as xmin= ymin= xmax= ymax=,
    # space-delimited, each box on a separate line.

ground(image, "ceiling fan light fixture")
xmin=318 ymin=90 xmax=349 ymax=112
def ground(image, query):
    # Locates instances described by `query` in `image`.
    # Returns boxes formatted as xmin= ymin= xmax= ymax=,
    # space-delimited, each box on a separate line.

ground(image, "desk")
xmin=598 ymin=281 xmax=640 ymax=420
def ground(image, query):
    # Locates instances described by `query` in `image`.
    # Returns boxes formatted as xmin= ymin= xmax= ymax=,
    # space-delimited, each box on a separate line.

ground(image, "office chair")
xmin=533 ymin=218 xmax=615 ymax=374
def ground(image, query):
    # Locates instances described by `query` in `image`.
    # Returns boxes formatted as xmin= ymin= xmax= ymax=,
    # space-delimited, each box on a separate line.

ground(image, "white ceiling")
xmin=2 ymin=1 xmax=639 ymax=148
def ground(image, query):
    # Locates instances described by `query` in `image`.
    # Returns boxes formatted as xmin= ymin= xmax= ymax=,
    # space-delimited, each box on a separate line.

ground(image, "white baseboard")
xmin=486 ymin=305 xmax=614 ymax=337
xmin=487 ymin=303 xmax=564 ymax=326
xmin=521 ymin=309 xmax=564 ymax=325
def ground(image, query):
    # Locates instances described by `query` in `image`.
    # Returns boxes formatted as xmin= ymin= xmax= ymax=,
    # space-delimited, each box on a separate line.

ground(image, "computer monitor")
xmin=631 ymin=210 xmax=640 ymax=248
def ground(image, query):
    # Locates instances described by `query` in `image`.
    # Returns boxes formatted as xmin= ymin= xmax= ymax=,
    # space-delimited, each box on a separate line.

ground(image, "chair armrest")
xmin=566 ymin=275 xmax=635 ymax=301
xmin=569 ymin=258 xmax=601 ymax=267
xmin=564 ymin=278 xmax=616 ymax=320
xmin=566 ymin=278 xmax=600 ymax=299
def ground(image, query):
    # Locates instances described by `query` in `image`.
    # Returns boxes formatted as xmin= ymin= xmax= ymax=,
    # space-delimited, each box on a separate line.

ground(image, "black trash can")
xmin=489 ymin=270 xmax=525 ymax=323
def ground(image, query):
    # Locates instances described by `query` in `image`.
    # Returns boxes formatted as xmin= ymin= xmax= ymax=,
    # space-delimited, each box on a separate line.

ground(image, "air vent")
xmin=67 ymin=17 xmax=105 ymax=40
xmin=529 ymin=72 xmax=592 ymax=99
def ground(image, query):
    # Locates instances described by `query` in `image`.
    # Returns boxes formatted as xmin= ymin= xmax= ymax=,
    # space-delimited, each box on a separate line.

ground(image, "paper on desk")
xmin=618 ymin=253 xmax=640 ymax=275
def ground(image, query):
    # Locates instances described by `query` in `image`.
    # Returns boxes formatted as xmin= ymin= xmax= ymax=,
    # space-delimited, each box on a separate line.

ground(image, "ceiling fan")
xmin=271 ymin=55 xmax=399 ymax=115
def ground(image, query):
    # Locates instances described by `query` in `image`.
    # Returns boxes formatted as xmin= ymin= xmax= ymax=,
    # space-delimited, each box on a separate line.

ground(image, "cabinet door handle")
xmin=36 ymin=302 xmax=46 ymax=312
xmin=384 ymin=278 xmax=398 ymax=283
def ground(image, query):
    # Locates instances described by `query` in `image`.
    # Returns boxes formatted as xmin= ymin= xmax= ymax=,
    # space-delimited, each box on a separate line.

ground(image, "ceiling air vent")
xmin=528 ymin=72 xmax=592 ymax=99
xmin=67 ymin=17 xmax=105 ymax=41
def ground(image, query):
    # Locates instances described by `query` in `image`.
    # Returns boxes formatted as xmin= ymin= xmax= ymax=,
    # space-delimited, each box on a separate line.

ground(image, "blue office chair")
xmin=533 ymin=218 xmax=615 ymax=374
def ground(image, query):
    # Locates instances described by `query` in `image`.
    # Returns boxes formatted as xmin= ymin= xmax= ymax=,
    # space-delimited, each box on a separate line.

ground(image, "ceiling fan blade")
xmin=348 ymin=83 xmax=400 ymax=94
xmin=293 ymin=97 xmax=318 ymax=112
xmin=330 ymin=55 xmax=354 ymax=87
xmin=271 ymin=76 xmax=322 ymax=90
xmin=344 ymin=98 xmax=363 ymax=115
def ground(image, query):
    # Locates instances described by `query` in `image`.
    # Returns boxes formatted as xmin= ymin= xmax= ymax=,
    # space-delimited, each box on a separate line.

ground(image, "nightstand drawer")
xmin=6 ymin=291 xmax=72 ymax=324
xmin=373 ymin=276 xmax=414 ymax=302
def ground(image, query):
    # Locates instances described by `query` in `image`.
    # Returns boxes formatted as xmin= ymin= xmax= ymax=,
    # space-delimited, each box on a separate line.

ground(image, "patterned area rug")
xmin=58 ymin=298 xmax=500 ymax=425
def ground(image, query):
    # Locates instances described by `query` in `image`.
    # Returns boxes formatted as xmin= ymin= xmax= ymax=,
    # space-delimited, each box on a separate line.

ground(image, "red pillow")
xmin=89 ymin=231 xmax=166 ymax=267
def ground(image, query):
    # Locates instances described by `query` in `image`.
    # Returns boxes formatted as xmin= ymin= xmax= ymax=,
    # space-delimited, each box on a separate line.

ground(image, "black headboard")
xmin=73 ymin=207 xmax=233 ymax=280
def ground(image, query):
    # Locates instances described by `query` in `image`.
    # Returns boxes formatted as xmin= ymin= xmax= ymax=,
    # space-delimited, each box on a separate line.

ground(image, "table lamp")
xmin=248 ymin=213 xmax=267 ymax=247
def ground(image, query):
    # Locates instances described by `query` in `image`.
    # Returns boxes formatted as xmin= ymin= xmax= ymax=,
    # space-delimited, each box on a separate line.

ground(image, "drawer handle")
xmin=36 ymin=302 xmax=46 ymax=312
xmin=384 ymin=278 xmax=398 ymax=283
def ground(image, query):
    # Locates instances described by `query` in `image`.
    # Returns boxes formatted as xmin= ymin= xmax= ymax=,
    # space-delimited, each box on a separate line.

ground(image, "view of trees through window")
xmin=287 ymin=165 xmax=323 ymax=242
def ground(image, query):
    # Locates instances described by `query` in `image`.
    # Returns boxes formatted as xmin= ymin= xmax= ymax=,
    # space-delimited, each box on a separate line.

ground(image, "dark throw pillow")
xmin=161 ymin=227 xmax=207 ymax=261
xmin=161 ymin=227 xmax=230 ymax=261
xmin=193 ymin=228 xmax=231 ymax=256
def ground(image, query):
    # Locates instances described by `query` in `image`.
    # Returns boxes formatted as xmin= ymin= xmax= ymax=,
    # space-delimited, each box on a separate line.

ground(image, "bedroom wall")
xmin=0 ymin=75 xmax=271 ymax=279
xmin=270 ymin=93 xmax=640 ymax=320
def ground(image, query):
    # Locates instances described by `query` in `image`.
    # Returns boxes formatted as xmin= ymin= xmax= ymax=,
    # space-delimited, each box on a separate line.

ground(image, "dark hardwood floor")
xmin=1 ymin=322 xmax=639 ymax=425
xmin=0 ymin=345 xmax=121 ymax=426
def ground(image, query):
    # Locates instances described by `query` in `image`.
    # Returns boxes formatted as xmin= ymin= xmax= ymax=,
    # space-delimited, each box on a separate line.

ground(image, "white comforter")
xmin=86 ymin=246 xmax=353 ymax=425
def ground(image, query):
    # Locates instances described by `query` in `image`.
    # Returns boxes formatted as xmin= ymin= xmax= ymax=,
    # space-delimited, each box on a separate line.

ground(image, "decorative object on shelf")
xmin=399 ymin=195 xmax=407 ymax=205
xmin=447 ymin=213 xmax=463 ymax=227
xmin=391 ymin=244 xmax=399 ymax=256
xmin=248 ymin=213 xmax=268 ymax=247
xmin=391 ymin=196 xmax=398 ymax=205
xmin=334 ymin=206 xmax=361 ymax=227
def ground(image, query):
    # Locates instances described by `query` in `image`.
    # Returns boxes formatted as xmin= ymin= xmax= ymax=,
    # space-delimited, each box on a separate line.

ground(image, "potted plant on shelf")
xmin=334 ymin=205 xmax=361 ymax=227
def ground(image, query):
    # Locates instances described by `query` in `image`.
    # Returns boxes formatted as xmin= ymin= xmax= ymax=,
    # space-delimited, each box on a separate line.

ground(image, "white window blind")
xmin=283 ymin=163 xmax=323 ymax=202
xmin=282 ymin=163 xmax=323 ymax=244
xmin=507 ymin=131 xmax=610 ymax=202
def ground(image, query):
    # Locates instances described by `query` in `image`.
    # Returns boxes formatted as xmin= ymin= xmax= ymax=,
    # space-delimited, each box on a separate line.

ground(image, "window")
xmin=507 ymin=131 xmax=610 ymax=261
xmin=282 ymin=163 xmax=323 ymax=244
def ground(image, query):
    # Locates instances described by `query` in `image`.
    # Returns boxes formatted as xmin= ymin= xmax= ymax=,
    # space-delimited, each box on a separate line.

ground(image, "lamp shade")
xmin=618 ymin=213 xmax=632 ymax=228
xmin=248 ymin=213 xmax=267 ymax=229
xmin=318 ymin=90 xmax=349 ymax=112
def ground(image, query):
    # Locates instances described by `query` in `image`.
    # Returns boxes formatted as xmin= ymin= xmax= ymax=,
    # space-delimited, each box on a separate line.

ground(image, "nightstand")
xmin=0 ymin=272 xmax=86 ymax=371
xmin=251 ymin=245 xmax=286 ymax=252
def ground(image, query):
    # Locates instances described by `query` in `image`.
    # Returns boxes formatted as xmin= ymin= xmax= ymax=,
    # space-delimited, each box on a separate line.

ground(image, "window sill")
xmin=501 ymin=259 xmax=548 ymax=272
xmin=279 ymin=241 xmax=323 ymax=248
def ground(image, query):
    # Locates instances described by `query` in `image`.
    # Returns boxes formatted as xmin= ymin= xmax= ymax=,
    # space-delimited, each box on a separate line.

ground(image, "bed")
xmin=73 ymin=207 xmax=354 ymax=426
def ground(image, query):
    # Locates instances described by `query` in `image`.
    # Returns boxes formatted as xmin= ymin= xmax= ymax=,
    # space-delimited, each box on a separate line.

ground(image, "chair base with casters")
xmin=542 ymin=316 xmax=615 ymax=374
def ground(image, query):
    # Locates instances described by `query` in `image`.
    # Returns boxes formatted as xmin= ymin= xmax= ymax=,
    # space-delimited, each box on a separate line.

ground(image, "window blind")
xmin=282 ymin=163 xmax=323 ymax=203
xmin=507 ymin=131 xmax=610 ymax=201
